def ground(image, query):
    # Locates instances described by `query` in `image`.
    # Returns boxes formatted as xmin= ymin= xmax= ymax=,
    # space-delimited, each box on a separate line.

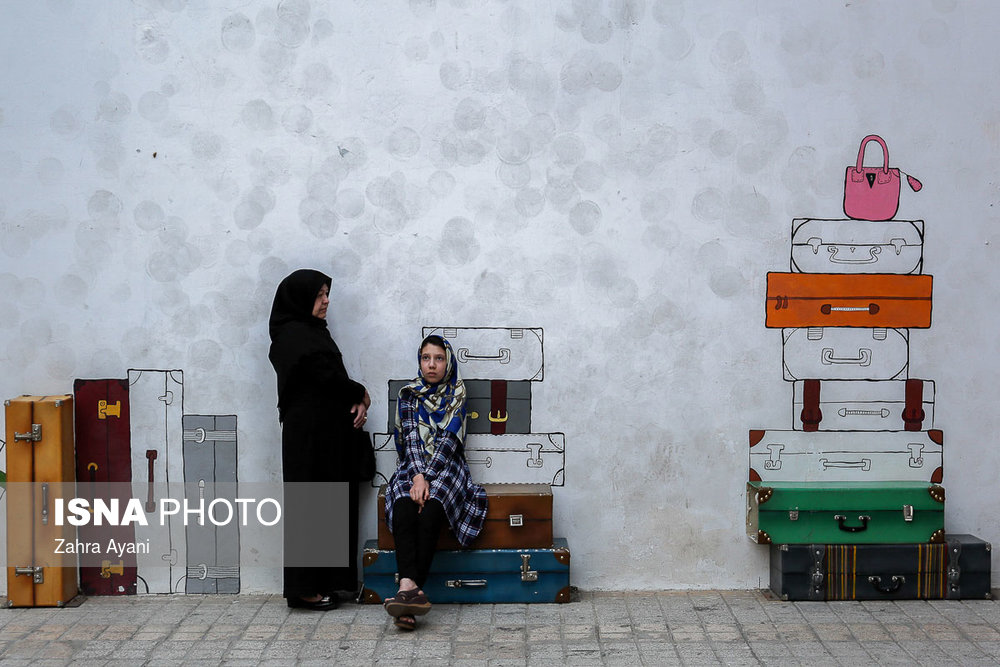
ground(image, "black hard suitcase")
xmin=769 ymin=533 xmax=992 ymax=600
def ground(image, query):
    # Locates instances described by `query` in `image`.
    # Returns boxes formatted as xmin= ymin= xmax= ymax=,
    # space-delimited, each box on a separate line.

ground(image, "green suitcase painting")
xmin=746 ymin=481 xmax=944 ymax=545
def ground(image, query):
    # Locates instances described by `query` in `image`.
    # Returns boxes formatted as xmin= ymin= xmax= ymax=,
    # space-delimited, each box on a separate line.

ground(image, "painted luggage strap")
xmin=372 ymin=432 xmax=565 ymax=487
xmin=422 ymin=327 xmax=543 ymax=381
xmin=792 ymin=379 xmax=934 ymax=431
xmin=790 ymin=219 xmax=924 ymax=275
xmin=749 ymin=429 xmax=943 ymax=483
xmin=766 ymin=273 xmax=932 ymax=329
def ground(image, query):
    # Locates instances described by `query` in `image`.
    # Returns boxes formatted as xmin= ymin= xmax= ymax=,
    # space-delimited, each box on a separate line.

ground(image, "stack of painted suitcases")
xmin=747 ymin=217 xmax=992 ymax=600
xmin=361 ymin=327 xmax=571 ymax=604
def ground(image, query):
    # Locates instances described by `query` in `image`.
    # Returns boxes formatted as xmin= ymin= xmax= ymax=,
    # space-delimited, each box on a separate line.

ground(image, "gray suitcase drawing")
xmin=422 ymin=327 xmax=544 ymax=381
xmin=182 ymin=415 xmax=240 ymax=594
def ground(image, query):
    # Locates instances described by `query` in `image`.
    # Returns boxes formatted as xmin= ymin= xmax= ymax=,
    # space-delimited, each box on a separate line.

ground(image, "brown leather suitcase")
xmin=5 ymin=395 xmax=80 ymax=607
xmin=378 ymin=483 xmax=552 ymax=550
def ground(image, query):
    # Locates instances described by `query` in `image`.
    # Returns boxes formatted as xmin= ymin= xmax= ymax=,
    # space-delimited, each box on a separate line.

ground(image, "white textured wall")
xmin=2 ymin=0 xmax=999 ymax=592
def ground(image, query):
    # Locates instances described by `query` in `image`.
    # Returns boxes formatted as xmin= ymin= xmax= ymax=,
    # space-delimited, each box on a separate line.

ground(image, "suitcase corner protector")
xmin=361 ymin=587 xmax=381 ymax=604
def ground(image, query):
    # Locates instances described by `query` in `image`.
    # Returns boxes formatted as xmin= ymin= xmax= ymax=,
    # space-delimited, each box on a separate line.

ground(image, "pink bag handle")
xmin=855 ymin=134 xmax=890 ymax=174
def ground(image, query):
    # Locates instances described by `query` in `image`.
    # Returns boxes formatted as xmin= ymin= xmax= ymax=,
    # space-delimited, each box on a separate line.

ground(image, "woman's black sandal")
xmin=383 ymin=589 xmax=432 ymax=617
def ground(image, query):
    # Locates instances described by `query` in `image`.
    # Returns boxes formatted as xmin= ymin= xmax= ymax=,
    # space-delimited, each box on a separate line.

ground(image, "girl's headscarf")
xmin=267 ymin=269 xmax=339 ymax=415
xmin=394 ymin=337 xmax=467 ymax=457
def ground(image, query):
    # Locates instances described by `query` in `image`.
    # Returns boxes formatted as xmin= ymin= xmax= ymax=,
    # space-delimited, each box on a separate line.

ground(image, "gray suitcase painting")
xmin=422 ymin=327 xmax=544 ymax=381
xmin=790 ymin=218 xmax=924 ymax=275
xmin=387 ymin=379 xmax=532 ymax=435
xmin=128 ymin=369 xmax=186 ymax=594
xmin=373 ymin=432 xmax=565 ymax=487
xmin=792 ymin=379 xmax=934 ymax=431
xmin=749 ymin=429 xmax=943 ymax=484
xmin=782 ymin=328 xmax=908 ymax=381
xmin=182 ymin=415 xmax=240 ymax=594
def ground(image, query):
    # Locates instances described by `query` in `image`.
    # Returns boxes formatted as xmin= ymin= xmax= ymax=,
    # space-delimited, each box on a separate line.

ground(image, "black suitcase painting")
xmin=769 ymin=534 xmax=992 ymax=600
xmin=791 ymin=379 xmax=934 ymax=431
xmin=182 ymin=414 xmax=240 ymax=593
xmin=361 ymin=538 xmax=571 ymax=604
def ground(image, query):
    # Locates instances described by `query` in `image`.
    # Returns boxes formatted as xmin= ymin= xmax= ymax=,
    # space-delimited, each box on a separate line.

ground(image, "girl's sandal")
xmin=394 ymin=614 xmax=416 ymax=631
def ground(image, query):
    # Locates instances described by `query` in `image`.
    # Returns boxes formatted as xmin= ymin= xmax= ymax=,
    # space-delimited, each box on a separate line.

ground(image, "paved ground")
xmin=0 ymin=590 xmax=999 ymax=665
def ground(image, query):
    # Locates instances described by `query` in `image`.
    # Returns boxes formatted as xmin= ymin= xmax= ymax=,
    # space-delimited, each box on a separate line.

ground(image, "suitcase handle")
xmin=827 ymin=245 xmax=882 ymax=265
xmin=457 ymin=347 xmax=511 ymax=364
xmin=446 ymin=579 xmax=487 ymax=588
xmin=821 ymin=348 xmax=872 ymax=367
xmin=868 ymin=574 xmax=905 ymax=594
xmin=820 ymin=303 xmax=880 ymax=315
xmin=834 ymin=514 xmax=871 ymax=532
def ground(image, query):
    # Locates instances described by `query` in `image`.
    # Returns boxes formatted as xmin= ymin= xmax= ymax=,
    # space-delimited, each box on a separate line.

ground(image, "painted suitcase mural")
xmin=769 ymin=534 xmax=992 ymax=601
xmin=5 ymin=395 xmax=79 ymax=607
xmin=73 ymin=379 xmax=138 ymax=596
xmin=361 ymin=538 xmax=570 ymax=604
xmin=388 ymin=379 xmax=532 ymax=435
xmin=422 ymin=327 xmax=544 ymax=381
xmin=372 ymin=432 xmax=565 ymax=488
xmin=377 ymin=483 xmax=552 ymax=550
xmin=790 ymin=218 xmax=924 ymax=275
xmin=782 ymin=327 xmax=909 ymax=381
xmin=766 ymin=273 xmax=932 ymax=329
xmin=182 ymin=415 xmax=240 ymax=594
xmin=128 ymin=369 xmax=186 ymax=594
xmin=791 ymin=379 xmax=934 ymax=431
xmin=746 ymin=480 xmax=945 ymax=545
xmin=748 ymin=429 xmax=943 ymax=484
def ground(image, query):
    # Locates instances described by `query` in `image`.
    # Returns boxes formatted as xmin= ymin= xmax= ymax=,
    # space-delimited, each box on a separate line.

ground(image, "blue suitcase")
xmin=361 ymin=538 xmax=571 ymax=604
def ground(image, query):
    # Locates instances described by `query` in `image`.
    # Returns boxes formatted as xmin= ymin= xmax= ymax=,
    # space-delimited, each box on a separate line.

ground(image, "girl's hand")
xmin=351 ymin=401 xmax=368 ymax=429
xmin=410 ymin=473 xmax=430 ymax=508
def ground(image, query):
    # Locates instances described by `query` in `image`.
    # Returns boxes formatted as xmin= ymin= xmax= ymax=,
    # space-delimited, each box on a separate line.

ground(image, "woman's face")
xmin=311 ymin=284 xmax=330 ymax=319
xmin=419 ymin=343 xmax=448 ymax=384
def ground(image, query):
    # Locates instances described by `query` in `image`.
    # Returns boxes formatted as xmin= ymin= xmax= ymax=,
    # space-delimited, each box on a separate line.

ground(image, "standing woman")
xmin=382 ymin=335 xmax=488 ymax=630
xmin=268 ymin=269 xmax=370 ymax=610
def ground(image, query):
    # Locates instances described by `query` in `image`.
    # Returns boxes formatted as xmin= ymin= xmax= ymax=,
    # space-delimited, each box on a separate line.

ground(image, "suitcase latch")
xmin=14 ymin=567 xmax=44 ymax=584
xmin=13 ymin=424 xmax=42 ymax=443
xmin=97 ymin=400 xmax=121 ymax=419
xmin=789 ymin=510 xmax=799 ymax=521
xmin=509 ymin=514 xmax=523 ymax=527
xmin=520 ymin=554 xmax=538 ymax=582
xmin=903 ymin=504 xmax=914 ymax=522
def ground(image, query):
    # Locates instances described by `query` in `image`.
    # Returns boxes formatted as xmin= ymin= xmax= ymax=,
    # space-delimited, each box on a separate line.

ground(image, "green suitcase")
xmin=747 ymin=481 xmax=944 ymax=545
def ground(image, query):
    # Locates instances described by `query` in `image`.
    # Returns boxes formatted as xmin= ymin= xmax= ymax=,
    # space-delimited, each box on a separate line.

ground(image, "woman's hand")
xmin=410 ymin=473 xmax=430 ymax=508
xmin=351 ymin=401 xmax=368 ymax=429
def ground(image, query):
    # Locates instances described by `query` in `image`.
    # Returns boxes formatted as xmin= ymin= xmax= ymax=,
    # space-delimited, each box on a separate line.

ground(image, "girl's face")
xmin=312 ymin=284 xmax=330 ymax=319
xmin=419 ymin=343 xmax=448 ymax=384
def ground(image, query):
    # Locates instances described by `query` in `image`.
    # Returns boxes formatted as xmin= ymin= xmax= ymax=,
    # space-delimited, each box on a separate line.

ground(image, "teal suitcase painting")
xmin=361 ymin=538 xmax=571 ymax=604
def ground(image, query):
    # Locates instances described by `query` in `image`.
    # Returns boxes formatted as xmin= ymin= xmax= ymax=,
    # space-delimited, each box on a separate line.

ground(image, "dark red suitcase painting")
xmin=73 ymin=379 xmax=138 ymax=596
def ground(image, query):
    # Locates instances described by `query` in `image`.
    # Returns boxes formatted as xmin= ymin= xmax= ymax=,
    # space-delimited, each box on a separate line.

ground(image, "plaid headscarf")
xmin=393 ymin=338 xmax=467 ymax=457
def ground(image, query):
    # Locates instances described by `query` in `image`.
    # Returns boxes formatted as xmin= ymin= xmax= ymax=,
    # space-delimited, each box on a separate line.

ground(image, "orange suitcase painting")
xmin=766 ymin=273 xmax=932 ymax=329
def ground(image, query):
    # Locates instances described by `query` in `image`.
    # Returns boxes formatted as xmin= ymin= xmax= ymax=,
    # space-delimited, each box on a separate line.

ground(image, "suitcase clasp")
xmin=13 ymin=424 xmax=42 ymax=442
xmin=14 ymin=566 xmax=44 ymax=584
xmin=509 ymin=514 xmax=524 ymax=527
xmin=520 ymin=554 xmax=538 ymax=582
xmin=97 ymin=400 xmax=121 ymax=419
xmin=101 ymin=560 xmax=125 ymax=578
xmin=902 ymin=504 xmax=914 ymax=522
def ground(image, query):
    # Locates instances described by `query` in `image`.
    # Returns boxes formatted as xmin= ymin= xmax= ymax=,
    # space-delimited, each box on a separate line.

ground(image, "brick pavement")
xmin=0 ymin=590 xmax=998 ymax=665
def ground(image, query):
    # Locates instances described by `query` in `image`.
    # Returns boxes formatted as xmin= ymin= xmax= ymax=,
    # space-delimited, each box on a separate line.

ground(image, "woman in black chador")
xmin=268 ymin=269 xmax=370 ymax=610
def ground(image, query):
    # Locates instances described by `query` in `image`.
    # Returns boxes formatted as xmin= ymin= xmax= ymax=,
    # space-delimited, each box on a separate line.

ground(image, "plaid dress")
xmin=384 ymin=392 xmax=488 ymax=547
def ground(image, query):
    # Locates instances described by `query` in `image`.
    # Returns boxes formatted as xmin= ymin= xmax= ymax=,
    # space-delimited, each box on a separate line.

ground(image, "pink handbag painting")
xmin=843 ymin=134 xmax=922 ymax=221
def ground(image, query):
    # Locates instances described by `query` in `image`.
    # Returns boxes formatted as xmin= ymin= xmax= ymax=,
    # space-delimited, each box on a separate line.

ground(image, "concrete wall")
xmin=1 ymin=0 xmax=998 ymax=592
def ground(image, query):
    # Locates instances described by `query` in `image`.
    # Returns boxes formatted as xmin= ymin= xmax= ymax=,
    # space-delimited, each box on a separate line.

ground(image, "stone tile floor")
xmin=0 ymin=590 xmax=998 ymax=665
